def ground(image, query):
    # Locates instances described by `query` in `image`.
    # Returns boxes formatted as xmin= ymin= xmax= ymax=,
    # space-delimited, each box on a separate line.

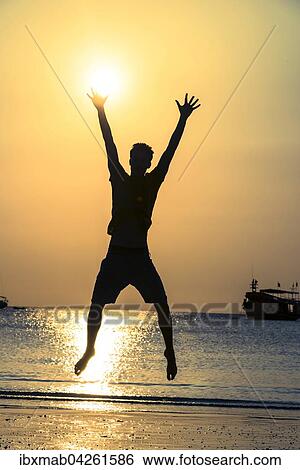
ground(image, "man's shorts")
xmin=91 ymin=246 xmax=168 ymax=306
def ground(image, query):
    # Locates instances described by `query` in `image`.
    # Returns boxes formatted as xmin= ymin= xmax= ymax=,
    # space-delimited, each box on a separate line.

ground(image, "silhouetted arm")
xmin=155 ymin=93 xmax=201 ymax=178
xmin=87 ymin=90 xmax=126 ymax=178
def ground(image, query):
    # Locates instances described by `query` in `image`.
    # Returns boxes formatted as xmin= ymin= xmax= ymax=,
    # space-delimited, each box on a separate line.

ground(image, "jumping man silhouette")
xmin=75 ymin=92 xmax=200 ymax=380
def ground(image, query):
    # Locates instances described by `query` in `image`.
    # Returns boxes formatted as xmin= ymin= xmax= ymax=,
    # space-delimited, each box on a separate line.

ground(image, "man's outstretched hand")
xmin=87 ymin=89 xmax=108 ymax=110
xmin=176 ymin=93 xmax=201 ymax=119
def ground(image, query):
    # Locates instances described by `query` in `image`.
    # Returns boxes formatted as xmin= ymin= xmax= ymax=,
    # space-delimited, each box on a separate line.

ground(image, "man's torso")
xmin=108 ymin=168 xmax=165 ymax=248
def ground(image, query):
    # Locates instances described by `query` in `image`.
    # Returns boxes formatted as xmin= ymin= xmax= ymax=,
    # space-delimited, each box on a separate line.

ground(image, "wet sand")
xmin=0 ymin=401 xmax=299 ymax=450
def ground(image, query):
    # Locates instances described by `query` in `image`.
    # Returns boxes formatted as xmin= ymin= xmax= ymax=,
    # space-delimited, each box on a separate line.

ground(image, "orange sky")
xmin=1 ymin=0 xmax=300 ymax=307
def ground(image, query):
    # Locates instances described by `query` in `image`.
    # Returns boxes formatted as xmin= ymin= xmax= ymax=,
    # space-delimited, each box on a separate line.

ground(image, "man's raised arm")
xmin=87 ymin=90 xmax=126 ymax=178
xmin=155 ymin=93 xmax=200 ymax=178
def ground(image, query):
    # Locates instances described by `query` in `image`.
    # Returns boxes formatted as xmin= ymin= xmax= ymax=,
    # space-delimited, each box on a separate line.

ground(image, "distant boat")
xmin=0 ymin=296 xmax=8 ymax=309
xmin=243 ymin=279 xmax=300 ymax=321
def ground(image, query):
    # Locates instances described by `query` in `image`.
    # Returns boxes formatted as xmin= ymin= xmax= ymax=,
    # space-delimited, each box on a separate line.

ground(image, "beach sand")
xmin=0 ymin=401 xmax=299 ymax=450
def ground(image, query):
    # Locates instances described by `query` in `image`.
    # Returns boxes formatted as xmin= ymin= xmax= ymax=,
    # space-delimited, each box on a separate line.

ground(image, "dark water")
xmin=0 ymin=308 xmax=299 ymax=410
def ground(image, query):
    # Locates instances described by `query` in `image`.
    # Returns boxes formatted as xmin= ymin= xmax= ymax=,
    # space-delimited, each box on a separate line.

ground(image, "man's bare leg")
xmin=154 ymin=302 xmax=177 ymax=380
xmin=75 ymin=304 xmax=103 ymax=375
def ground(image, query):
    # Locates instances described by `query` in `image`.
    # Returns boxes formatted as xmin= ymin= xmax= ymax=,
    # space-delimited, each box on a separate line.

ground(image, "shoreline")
xmin=0 ymin=399 xmax=299 ymax=450
xmin=1 ymin=390 xmax=299 ymax=411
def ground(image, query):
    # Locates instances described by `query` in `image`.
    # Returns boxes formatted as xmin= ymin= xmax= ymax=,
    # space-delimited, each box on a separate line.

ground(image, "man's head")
xmin=129 ymin=143 xmax=153 ymax=175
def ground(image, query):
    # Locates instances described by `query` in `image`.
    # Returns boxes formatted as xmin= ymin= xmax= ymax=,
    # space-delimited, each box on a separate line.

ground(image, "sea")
xmin=0 ymin=308 xmax=299 ymax=411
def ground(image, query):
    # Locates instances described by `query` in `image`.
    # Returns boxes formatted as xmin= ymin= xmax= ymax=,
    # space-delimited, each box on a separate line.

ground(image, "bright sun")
xmin=87 ymin=66 xmax=121 ymax=97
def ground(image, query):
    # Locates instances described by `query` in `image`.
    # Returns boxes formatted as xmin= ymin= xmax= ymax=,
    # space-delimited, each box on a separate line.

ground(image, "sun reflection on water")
xmin=72 ymin=310 xmax=150 ymax=397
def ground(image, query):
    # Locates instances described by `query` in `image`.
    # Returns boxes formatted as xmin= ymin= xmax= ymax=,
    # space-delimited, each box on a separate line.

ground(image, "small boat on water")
xmin=243 ymin=279 xmax=300 ymax=321
xmin=0 ymin=296 xmax=8 ymax=309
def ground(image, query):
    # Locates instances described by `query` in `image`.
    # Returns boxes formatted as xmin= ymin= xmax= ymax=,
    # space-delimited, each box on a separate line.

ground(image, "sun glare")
xmin=72 ymin=311 xmax=129 ymax=396
xmin=87 ymin=66 xmax=122 ymax=97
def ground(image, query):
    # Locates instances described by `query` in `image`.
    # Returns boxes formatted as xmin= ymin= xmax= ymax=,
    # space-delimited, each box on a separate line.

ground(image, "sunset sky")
xmin=1 ymin=0 xmax=300 ymax=307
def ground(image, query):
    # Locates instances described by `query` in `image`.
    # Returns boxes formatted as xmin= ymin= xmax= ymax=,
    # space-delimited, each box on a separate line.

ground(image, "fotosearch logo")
xmin=50 ymin=302 xmax=245 ymax=329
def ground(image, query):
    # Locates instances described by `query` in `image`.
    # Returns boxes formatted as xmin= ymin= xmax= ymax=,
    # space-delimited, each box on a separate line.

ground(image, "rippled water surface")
xmin=0 ymin=308 xmax=299 ymax=408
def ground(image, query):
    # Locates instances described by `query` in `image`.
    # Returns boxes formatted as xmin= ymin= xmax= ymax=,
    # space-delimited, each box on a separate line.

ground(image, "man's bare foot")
xmin=164 ymin=348 xmax=177 ymax=381
xmin=74 ymin=348 xmax=95 ymax=376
